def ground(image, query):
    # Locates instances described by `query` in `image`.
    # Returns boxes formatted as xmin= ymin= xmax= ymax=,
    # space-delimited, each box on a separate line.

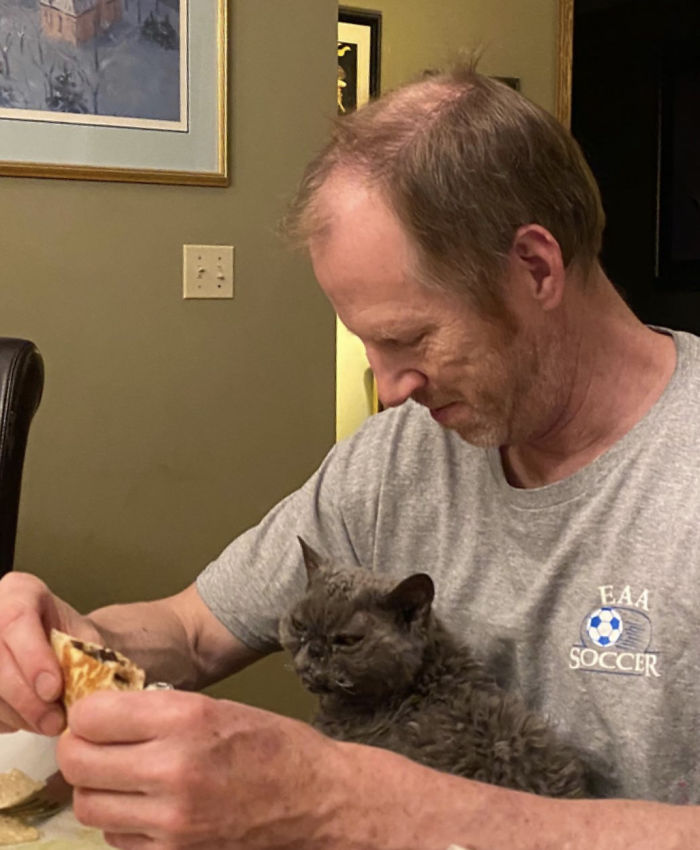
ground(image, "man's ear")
xmin=510 ymin=224 xmax=566 ymax=311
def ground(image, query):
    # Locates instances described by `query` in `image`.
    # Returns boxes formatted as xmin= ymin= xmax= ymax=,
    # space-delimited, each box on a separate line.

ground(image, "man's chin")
xmin=444 ymin=417 xmax=505 ymax=448
xmin=453 ymin=425 xmax=504 ymax=448
xmin=427 ymin=403 xmax=503 ymax=447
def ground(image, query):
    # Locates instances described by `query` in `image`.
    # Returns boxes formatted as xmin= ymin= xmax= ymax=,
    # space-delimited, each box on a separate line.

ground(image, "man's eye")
xmin=383 ymin=332 xmax=425 ymax=350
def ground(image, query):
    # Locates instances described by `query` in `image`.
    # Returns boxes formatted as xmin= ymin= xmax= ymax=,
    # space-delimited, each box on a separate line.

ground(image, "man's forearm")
xmin=337 ymin=741 xmax=696 ymax=850
xmin=86 ymin=597 xmax=200 ymax=689
xmin=86 ymin=584 xmax=262 ymax=691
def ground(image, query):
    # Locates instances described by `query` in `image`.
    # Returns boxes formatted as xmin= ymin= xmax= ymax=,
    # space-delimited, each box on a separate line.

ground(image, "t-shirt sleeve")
xmin=195 ymin=418 xmax=387 ymax=653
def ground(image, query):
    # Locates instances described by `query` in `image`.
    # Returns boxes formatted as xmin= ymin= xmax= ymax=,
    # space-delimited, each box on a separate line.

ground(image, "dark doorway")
xmin=571 ymin=0 xmax=700 ymax=332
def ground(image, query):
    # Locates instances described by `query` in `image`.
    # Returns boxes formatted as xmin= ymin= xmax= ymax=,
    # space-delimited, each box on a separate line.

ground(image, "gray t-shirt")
xmin=197 ymin=327 xmax=700 ymax=803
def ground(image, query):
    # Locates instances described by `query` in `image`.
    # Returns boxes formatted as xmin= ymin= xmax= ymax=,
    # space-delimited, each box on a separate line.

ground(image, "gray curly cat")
xmin=279 ymin=538 xmax=588 ymax=798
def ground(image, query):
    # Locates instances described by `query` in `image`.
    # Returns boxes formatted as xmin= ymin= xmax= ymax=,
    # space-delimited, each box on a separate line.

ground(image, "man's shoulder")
xmin=664 ymin=327 xmax=700 ymax=398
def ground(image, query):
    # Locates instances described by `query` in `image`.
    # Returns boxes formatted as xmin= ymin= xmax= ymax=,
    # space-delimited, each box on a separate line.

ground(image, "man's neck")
xmin=500 ymin=289 xmax=677 ymax=489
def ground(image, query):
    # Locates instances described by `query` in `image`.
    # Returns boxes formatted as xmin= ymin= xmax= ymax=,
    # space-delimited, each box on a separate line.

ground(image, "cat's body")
xmin=279 ymin=539 xmax=589 ymax=799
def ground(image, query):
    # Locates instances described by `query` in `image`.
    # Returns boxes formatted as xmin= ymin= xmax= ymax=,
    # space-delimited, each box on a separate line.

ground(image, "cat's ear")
xmin=297 ymin=536 xmax=325 ymax=580
xmin=383 ymin=573 xmax=434 ymax=626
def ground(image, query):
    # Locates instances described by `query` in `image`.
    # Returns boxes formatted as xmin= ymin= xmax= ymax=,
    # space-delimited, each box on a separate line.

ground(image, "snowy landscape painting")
xmin=0 ymin=0 xmax=226 ymax=186
xmin=0 ymin=0 xmax=186 ymax=130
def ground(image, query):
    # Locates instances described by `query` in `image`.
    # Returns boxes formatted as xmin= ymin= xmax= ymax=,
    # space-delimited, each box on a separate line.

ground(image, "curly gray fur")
xmin=279 ymin=538 xmax=589 ymax=799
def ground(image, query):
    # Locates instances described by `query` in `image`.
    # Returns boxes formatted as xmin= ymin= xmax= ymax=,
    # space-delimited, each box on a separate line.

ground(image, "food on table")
xmin=0 ymin=769 xmax=45 ymax=846
xmin=0 ymin=768 xmax=44 ymax=810
xmin=0 ymin=813 xmax=39 ymax=845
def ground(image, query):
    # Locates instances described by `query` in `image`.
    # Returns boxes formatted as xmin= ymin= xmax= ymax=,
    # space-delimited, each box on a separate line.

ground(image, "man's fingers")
xmin=0 ymin=714 xmax=30 ymax=734
xmin=74 ymin=788 xmax=156 ymax=833
xmin=0 ymin=653 xmax=33 ymax=731
xmin=58 ymin=736 xmax=164 ymax=793
xmin=67 ymin=691 xmax=186 ymax=744
xmin=0 ymin=579 xmax=64 ymax=704
xmin=0 ymin=638 xmax=65 ymax=735
xmin=74 ymin=788 xmax=195 ymax=846
xmin=103 ymin=833 xmax=154 ymax=850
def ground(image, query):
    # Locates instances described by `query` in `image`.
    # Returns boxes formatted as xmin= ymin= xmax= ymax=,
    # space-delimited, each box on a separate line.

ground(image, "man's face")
xmin=309 ymin=178 xmax=566 ymax=448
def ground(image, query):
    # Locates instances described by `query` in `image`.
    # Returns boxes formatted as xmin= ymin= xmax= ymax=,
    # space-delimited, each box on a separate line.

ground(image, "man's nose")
xmin=371 ymin=360 xmax=427 ymax=408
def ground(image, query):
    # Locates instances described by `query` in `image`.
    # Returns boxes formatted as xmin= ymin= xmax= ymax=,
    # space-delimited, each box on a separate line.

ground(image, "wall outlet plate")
xmin=183 ymin=244 xmax=234 ymax=299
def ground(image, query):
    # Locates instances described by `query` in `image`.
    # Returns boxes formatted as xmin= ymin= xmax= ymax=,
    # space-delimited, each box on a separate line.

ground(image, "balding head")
xmin=283 ymin=64 xmax=605 ymax=317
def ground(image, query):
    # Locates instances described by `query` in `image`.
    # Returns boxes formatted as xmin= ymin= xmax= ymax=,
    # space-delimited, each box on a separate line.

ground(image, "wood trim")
xmin=556 ymin=0 xmax=574 ymax=128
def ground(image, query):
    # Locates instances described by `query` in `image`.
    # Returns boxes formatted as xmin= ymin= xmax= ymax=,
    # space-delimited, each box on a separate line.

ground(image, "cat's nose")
xmin=308 ymin=641 xmax=325 ymax=660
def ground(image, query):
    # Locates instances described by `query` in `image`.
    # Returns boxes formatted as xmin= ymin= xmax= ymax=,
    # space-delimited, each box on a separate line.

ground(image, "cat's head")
xmin=279 ymin=537 xmax=435 ymax=703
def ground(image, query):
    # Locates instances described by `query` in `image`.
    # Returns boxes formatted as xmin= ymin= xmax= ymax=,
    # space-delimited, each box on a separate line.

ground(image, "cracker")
xmin=0 ymin=814 xmax=39 ymax=846
xmin=0 ymin=769 xmax=43 ymax=810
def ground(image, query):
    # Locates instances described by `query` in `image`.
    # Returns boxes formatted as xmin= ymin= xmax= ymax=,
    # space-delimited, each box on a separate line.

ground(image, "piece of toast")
xmin=50 ymin=628 xmax=145 ymax=708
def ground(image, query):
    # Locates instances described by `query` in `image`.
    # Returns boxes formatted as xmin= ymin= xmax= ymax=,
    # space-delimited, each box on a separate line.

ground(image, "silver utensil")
xmin=0 ymin=769 xmax=72 ymax=823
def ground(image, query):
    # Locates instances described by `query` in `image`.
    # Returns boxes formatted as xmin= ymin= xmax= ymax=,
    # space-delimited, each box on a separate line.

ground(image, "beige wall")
xmin=375 ymin=0 xmax=558 ymax=110
xmin=5 ymin=0 xmax=560 ymax=722
xmin=8 ymin=0 xmax=337 ymax=719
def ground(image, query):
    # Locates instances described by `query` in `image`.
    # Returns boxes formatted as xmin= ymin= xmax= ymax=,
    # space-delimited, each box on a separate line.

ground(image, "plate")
xmin=0 ymin=732 xmax=107 ymax=848
xmin=0 ymin=732 xmax=57 ymax=783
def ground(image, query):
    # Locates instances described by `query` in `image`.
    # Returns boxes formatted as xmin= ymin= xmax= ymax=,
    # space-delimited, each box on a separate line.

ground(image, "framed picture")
xmin=493 ymin=76 xmax=521 ymax=91
xmin=336 ymin=7 xmax=382 ymax=434
xmin=0 ymin=0 xmax=227 ymax=186
xmin=337 ymin=7 xmax=381 ymax=114
xmin=655 ymin=49 xmax=700 ymax=289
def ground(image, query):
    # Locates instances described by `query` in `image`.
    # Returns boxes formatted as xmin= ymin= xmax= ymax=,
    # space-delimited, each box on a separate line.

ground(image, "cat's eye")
xmin=290 ymin=616 xmax=307 ymax=635
xmin=333 ymin=633 xmax=363 ymax=648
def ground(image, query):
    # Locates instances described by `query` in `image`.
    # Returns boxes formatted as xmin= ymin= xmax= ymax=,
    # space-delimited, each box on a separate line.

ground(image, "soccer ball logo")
xmin=586 ymin=607 xmax=624 ymax=647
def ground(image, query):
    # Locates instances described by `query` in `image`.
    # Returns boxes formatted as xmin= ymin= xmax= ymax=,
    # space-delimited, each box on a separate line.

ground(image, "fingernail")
xmin=35 ymin=672 xmax=60 ymax=702
xmin=39 ymin=709 xmax=65 ymax=737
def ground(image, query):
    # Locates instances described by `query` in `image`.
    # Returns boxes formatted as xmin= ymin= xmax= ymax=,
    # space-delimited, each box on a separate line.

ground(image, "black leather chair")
xmin=0 ymin=339 xmax=44 ymax=578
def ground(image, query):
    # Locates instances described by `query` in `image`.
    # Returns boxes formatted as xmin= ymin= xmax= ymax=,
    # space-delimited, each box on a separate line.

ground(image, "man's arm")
xmin=88 ymin=583 xmax=264 ymax=690
xmin=338 ymin=739 xmax=697 ymax=850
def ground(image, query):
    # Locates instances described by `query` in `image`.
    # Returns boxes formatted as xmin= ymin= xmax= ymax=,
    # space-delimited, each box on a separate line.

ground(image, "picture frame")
xmin=655 ymin=49 xmax=700 ymax=290
xmin=556 ymin=0 xmax=574 ymax=128
xmin=493 ymin=76 xmax=521 ymax=91
xmin=336 ymin=7 xmax=382 ymax=436
xmin=0 ymin=0 xmax=228 ymax=186
xmin=337 ymin=7 xmax=381 ymax=114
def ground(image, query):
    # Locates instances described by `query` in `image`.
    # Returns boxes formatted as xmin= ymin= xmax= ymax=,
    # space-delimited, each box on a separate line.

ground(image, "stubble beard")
xmin=452 ymin=328 xmax=564 ymax=450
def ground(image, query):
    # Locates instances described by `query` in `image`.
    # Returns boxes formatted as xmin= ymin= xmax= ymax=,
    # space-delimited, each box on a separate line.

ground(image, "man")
xmin=1 ymin=65 xmax=698 ymax=849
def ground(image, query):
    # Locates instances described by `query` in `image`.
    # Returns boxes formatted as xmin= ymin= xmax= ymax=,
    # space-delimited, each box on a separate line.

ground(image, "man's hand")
xmin=56 ymin=688 xmax=700 ymax=850
xmin=58 ymin=690 xmax=349 ymax=850
xmin=0 ymin=572 xmax=102 ymax=736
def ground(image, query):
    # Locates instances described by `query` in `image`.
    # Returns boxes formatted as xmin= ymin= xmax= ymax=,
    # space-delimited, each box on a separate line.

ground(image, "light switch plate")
xmin=183 ymin=244 xmax=234 ymax=299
